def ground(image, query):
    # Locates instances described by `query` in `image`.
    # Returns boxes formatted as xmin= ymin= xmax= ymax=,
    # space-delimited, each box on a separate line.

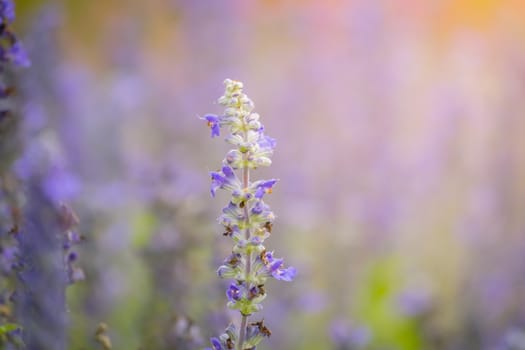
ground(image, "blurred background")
xmin=6 ymin=0 xmax=525 ymax=349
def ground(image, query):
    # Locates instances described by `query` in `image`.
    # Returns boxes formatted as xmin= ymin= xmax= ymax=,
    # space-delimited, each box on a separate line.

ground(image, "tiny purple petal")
xmin=217 ymin=265 xmax=230 ymax=278
xmin=251 ymin=201 xmax=264 ymax=215
xmin=210 ymin=337 xmax=223 ymax=350
xmin=8 ymin=42 xmax=30 ymax=67
xmin=249 ymin=236 xmax=262 ymax=245
xmin=258 ymin=132 xmax=276 ymax=150
xmin=210 ymin=172 xmax=226 ymax=197
xmin=67 ymin=251 xmax=78 ymax=262
xmin=222 ymin=165 xmax=235 ymax=178
xmin=274 ymin=266 xmax=296 ymax=282
xmin=204 ymin=114 xmax=220 ymax=137
xmin=268 ymin=258 xmax=284 ymax=273
xmin=255 ymin=179 xmax=277 ymax=199
xmin=264 ymin=251 xmax=275 ymax=262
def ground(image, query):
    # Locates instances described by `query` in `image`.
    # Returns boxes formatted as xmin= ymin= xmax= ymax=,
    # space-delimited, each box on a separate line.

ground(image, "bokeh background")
xmin=8 ymin=0 xmax=525 ymax=349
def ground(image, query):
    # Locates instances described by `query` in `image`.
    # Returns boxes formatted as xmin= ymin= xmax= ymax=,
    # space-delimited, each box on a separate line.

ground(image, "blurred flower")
xmin=7 ymin=42 xmax=30 ymax=68
xmin=396 ymin=286 xmax=432 ymax=317
xmin=0 ymin=0 xmax=29 ymax=67
xmin=0 ymin=0 xmax=15 ymax=23
xmin=330 ymin=319 xmax=371 ymax=350
xmin=498 ymin=328 xmax=525 ymax=350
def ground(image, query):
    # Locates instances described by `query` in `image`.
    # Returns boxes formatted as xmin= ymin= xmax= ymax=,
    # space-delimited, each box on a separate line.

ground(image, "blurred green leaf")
xmin=355 ymin=256 xmax=423 ymax=350
xmin=0 ymin=323 xmax=19 ymax=335
xmin=131 ymin=211 xmax=157 ymax=248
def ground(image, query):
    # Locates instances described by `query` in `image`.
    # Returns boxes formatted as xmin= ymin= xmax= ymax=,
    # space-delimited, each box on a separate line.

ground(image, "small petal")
xmin=8 ymin=42 xmax=30 ymax=67
xmin=274 ymin=266 xmax=296 ymax=282
xmin=222 ymin=165 xmax=234 ymax=178
xmin=204 ymin=114 xmax=221 ymax=137
xmin=251 ymin=202 xmax=264 ymax=215
xmin=254 ymin=179 xmax=277 ymax=199
xmin=210 ymin=337 xmax=224 ymax=350
xmin=210 ymin=166 xmax=240 ymax=197
xmin=258 ymin=132 xmax=276 ymax=151
xmin=268 ymin=258 xmax=284 ymax=273
xmin=210 ymin=173 xmax=226 ymax=197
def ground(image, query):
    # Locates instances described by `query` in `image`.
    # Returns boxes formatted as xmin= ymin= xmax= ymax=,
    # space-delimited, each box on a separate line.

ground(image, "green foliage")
xmin=131 ymin=211 xmax=157 ymax=249
xmin=0 ymin=323 xmax=18 ymax=335
xmin=354 ymin=256 xmax=424 ymax=350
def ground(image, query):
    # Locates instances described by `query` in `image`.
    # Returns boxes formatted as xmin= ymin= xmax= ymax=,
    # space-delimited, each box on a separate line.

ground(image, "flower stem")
xmin=235 ymin=109 xmax=254 ymax=350
xmin=237 ymin=163 xmax=252 ymax=350
xmin=238 ymin=314 xmax=248 ymax=350
xmin=238 ymin=159 xmax=251 ymax=350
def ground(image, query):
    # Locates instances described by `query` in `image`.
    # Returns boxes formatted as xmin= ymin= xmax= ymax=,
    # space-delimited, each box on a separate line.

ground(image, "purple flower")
xmin=217 ymin=265 xmax=234 ymax=279
xmin=226 ymin=283 xmax=242 ymax=302
xmin=250 ymin=201 xmax=265 ymax=215
xmin=220 ymin=202 xmax=244 ymax=227
xmin=253 ymin=179 xmax=277 ymax=199
xmin=0 ymin=0 xmax=14 ymax=23
xmin=210 ymin=337 xmax=224 ymax=350
xmin=263 ymin=251 xmax=296 ymax=282
xmin=272 ymin=265 xmax=296 ymax=282
xmin=249 ymin=201 xmax=275 ymax=224
xmin=396 ymin=287 xmax=432 ymax=317
xmin=210 ymin=165 xmax=240 ymax=197
xmin=257 ymin=132 xmax=276 ymax=151
xmin=42 ymin=164 xmax=81 ymax=204
xmin=330 ymin=320 xmax=371 ymax=348
xmin=67 ymin=251 xmax=77 ymax=262
xmin=205 ymin=325 xmax=237 ymax=350
xmin=8 ymin=41 xmax=30 ymax=67
xmin=203 ymin=114 xmax=221 ymax=138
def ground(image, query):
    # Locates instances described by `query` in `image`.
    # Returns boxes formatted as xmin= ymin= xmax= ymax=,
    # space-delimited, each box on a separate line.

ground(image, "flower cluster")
xmin=203 ymin=79 xmax=295 ymax=350
xmin=0 ymin=1 xmax=29 ymax=347
xmin=0 ymin=0 xmax=29 ymax=68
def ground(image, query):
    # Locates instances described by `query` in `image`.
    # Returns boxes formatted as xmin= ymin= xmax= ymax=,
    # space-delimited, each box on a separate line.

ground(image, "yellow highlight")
xmin=436 ymin=0 xmax=524 ymax=34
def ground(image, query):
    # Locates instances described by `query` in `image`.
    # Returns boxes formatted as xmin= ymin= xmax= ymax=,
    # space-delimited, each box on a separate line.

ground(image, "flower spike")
xmin=202 ymin=79 xmax=295 ymax=350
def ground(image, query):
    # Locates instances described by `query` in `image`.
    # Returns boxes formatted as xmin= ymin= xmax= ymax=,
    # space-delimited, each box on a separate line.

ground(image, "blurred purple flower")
xmin=297 ymin=290 xmax=327 ymax=313
xmin=330 ymin=319 xmax=371 ymax=350
xmin=0 ymin=0 xmax=14 ymax=23
xmin=257 ymin=132 xmax=276 ymax=151
xmin=42 ymin=164 xmax=81 ymax=204
xmin=396 ymin=287 xmax=432 ymax=317
xmin=8 ymin=42 xmax=30 ymax=67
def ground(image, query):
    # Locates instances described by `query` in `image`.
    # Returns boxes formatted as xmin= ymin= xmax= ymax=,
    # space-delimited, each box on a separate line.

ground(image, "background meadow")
xmin=3 ymin=0 xmax=525 ymax=349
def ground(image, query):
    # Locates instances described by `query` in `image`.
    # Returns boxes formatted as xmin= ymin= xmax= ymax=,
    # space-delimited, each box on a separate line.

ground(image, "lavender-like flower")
xmin=0 ymin=0 xmax=30 ymax=68
xmin=0 ymin=0 xmax=30 ymax=347
xmin=202 ymin=79 xmax=295 ymax=350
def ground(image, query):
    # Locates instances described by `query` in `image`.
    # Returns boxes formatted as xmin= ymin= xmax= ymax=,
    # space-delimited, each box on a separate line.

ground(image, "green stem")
xmin=237 ymin=163 xmax=251 ymax=350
